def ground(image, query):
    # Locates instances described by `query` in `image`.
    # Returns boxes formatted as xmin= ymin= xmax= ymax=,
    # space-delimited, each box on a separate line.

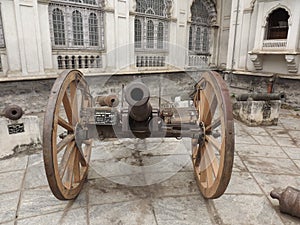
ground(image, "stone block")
xmin=0 ymin=116 xmax=41 ymax=158
xmin=233 ymin=100 xmax=281 ymax=126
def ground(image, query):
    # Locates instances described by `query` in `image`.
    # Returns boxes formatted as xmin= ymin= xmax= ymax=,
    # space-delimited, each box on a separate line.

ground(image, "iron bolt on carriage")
xmin=43 ymin=70 xmax=234 ymax=200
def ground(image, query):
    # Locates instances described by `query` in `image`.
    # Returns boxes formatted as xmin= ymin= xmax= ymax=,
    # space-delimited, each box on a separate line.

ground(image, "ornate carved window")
xmin=49 ymin=0 xmax=105 ymax=50
xmin=189 ymin=0 xmax=211 ymax=55
xmin=134 ymin=0 xmax=172 ymax=51
xmin=265 ymin=8 xmax=289 ymax=40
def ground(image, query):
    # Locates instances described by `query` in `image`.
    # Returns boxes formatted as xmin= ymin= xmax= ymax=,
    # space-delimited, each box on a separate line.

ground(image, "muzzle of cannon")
xmin=270 ymin=186 xmax=300 ymax=218
xmin=96 ymin=95 xmax=119 ymax=107
xmin=1 ymin=105 xmax=24 ymax=120
xmin=124 ymin=82 xmax=152 ymax=122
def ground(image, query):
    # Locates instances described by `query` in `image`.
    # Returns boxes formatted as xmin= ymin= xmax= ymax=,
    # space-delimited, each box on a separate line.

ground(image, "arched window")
xmin=202 ymin=28 xmax=209 ymax=52
xmin=136 ymin=0 xmax=166 ymax=17
xmin=135 ymin=19 xmax=142 ymax=48
xmin=195 ymin=27 xmax=201 ymax=51
xmin=89 ymin=13 xmax=99 ymax=46
xmin=189 ymin=0 xmax=211 ymax=54
xmin=147 ymin=20 xmax=154 ymax=48
xmin=157 ymin=22 xmax=164 ymax=49
xmin=134 ymin=0 xmax=170 ymax=51
xmin=72 ymin=10 xmax=84 ymax=46
xmin=188 ymin=27 xmax=193 ymax=51
xmin=265 ymin=8 xmax=289 ymax=40
xmin=52 ymin=8 xmax=65 ymax=45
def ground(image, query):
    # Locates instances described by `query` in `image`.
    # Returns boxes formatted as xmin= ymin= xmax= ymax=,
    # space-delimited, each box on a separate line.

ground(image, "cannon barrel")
xmin=236 ymin=92 xmax=285 ymax=101
xmin=271 ymin=186 xmax=300 ymax=218
xmin=96 ymin=95 xmax=119 ymax=107
xmin=124 ymin=82 xmax=152 ymax=122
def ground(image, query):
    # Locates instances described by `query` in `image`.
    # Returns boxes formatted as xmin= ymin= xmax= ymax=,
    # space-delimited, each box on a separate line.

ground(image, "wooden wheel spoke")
xmin=73 ymin=150 xmax=81 ymax=183
xmin=205 ymin=142 xmax=219 ymax=177
xmin=64 ymin=147 xmax=76 ymax=189
xmin=57 ymin=134 xmax=75 ymax=153
xmin=59 ymin=141 xmax=75 ymax=178
xmin=199 ymin=90 xmax=209 ymax=122
xmin=58 ymin=116 xmax=74 ymax=131
xmin=76 ymin=144 xmax=88 ymax=167
xmin=70 ymin=81 xmax=79 ymax=124
xmin=62 ymin=93 xmax=73 ymax=123
xmin=205 ymin=135 xmax=222 ymax=152
xmin=206 ymin=116 xmax=221 ymax=131
xmin=192 ymin=143 xmax=201 ymax=166
xmin=205 ymin=96 xmax=218 ymax=123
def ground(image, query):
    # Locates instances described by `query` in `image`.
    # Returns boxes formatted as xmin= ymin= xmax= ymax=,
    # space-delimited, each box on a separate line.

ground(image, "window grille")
xmin=89 ymin=13 xmax=99 ymax=46
xmin=147 ymin=20 xmax=154 ymax=48
xmin=52 ymin=9 xmax=66 ymax=45
xmin=72 ymin=11 xmax=84 ymax=46
xmin=136 ymin=0 xmax=166 ymax=17
xmin=195 ymin=27 xmax=201 ymax=51
xmin=265 ymin=8 xmax=289 ymax=40
xmin=135 ymin=19 xmax=142 ymax=48
xmin=134 ymin=0 xmax=170 ymax=52
xmin=188 ymin=27 xmax=193 ymax=51
xmin=189 ymin=0 xmax=211 ymax=55
xmin=0 ymin=10 xmax=5 ymax=48
xmin=49 ymin=0 xmax=105 ymax=50
xmin=157 ymin=22 xmax=164 ymax=49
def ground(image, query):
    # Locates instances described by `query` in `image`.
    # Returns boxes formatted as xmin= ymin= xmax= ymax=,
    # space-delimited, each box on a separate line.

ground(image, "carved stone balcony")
xmin=188 ymin=54 xmax=209 ymax=68
xmin=262 ymin=39 xmax=287 ymax=50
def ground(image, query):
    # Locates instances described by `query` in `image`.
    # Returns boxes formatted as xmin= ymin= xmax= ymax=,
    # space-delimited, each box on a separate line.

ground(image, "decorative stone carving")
xmin=165 ymin=0 xmax=173 ymax=18
xmin=249 ymin=54 xmax=263 ymax=70
xmin=285 ymin=55 xmax=298 ymax=73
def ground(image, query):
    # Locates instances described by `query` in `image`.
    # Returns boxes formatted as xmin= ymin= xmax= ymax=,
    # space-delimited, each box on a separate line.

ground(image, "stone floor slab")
xmin=232 ymin=154 xmax=248 ymax=172
xmin=0 ymin=191 xmax=19 ymax=223
xmin=0 ymin=171 xmax=24 ymax=194
xmin=236 ymin=144 xmax=288 ymax=158
xmin=241 ymin=156 xmax=299 ymax=175
xmin=89 ymin=200 xmax=157 ymax=225
xmin=152 ymin=195 xmax=212 ymax=225
xmin=0 ymin=156 xmax=28 ymax=173
xmin=225 ymin=172 xmax=262 ymax=195
xmin=274 ymin=137 xmax=298 ymax=148
xmin=24 ymin=154 xmax=48 ymax=189
xmin=17 ymin=187 xmax=87 ymax=219
xmin=17 ymin=207 xmax=87 ymax=225
xmin=252 ymin=136 xmax=278 ymax=146
xmin=212 ymin=195 xmax=284 ymax=225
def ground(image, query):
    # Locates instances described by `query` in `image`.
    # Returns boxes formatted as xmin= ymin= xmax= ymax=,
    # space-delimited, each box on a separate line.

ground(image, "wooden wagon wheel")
xmin=43 ymin=70 xmax=93 ymax=200
xmin=192 ymin=71 xmax=234 ymax=199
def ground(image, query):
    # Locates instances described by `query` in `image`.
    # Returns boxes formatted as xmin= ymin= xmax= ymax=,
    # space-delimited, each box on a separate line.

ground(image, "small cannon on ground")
xmin=43 ymin=70 xmax=234 ymax=200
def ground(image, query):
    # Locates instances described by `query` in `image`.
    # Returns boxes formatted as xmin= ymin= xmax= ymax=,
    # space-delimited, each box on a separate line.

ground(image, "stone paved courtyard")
xmin=0 ymin=109 xmax=300 ymax=225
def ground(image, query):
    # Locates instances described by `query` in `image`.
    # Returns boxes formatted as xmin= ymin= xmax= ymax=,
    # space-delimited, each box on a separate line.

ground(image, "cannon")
xmin=43 ymin=70 xmax=234 ymax=200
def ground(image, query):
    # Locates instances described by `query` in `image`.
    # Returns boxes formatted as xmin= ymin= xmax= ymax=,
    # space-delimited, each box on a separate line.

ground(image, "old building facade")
xmin=0 ymin=0 xmax=232 ymax=80
xmin=227 ymin=0 xmax=300 ymax=77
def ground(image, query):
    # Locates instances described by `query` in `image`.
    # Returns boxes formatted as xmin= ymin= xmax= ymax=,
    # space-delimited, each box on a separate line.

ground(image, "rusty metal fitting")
xmin=96 ymin=95 xmax=119 ymax=107
xmin=270 ymin=186 xmax=300 ymax=218
xmin=2 ymin=105 xmax=24 ymax=120
xmin=236 ymin=92 xmax=286 ymax=101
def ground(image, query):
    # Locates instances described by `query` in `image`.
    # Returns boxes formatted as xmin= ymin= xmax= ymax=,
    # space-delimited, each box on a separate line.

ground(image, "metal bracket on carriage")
xmin=270 ymin=186 xmax=300 ymax=218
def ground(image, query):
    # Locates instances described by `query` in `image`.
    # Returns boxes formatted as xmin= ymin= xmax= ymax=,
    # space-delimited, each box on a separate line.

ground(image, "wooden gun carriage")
xmin=43 ymin=70 xmax=234 ymax=200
